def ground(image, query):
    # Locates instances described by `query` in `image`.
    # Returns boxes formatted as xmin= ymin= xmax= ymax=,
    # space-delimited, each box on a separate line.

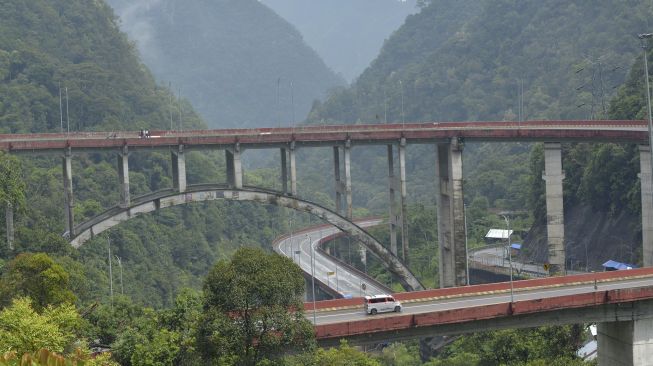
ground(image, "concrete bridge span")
xmin=70 ymin=185 xmax=424 ymax=291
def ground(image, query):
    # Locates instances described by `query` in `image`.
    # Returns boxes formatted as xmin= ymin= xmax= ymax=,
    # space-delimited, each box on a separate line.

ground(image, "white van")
xmin=364 ymin=295 xmax=402 ymax=315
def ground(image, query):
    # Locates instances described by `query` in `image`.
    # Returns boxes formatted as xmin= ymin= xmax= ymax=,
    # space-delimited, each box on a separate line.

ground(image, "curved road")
xmin=274 ymin=218 xmax=391 ymax=298
xmin=312 ymin=273 xmax=653 ymax=325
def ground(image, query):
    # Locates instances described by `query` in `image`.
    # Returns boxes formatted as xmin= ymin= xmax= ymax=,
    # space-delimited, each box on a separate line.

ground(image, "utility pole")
xmin=107 ymin=237 xmax=113 ymax=309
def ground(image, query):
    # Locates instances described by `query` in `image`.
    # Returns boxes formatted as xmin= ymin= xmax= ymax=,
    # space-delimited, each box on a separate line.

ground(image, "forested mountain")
xmin=306 ymin=0 xmax=653 ymax=269
xmin=106 ymin=0 xmax=344 ymax=129
xmin=0 ymin=0 xmax=292 ymax=307
xmin=259 ymin=0 xmax=418 ymax=82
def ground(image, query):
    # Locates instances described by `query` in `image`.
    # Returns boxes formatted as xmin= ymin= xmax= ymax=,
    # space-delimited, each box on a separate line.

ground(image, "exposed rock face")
xmin=524 ymin=204 xmax=641 ymax=272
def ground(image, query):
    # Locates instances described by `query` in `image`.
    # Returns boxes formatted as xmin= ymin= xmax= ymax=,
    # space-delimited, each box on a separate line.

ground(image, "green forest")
xmin=0 ymin=0 xmax=650 ymax=364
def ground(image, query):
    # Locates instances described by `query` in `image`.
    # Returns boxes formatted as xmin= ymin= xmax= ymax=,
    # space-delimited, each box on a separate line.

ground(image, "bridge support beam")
xmin=399 ymin=138 xmax=409 ymax=263
xmin=387 ymin=145 xmax=398 ymax=256
xmin=6 ymin=203 xmax=13 ymax=251
xmin=281 ymin=148 xmax=288 ymax=194
xmin=542 ymin=142 xmax=565 ymax=275
xmin=334 ymin=147 xmax=344 ymax=215
xmin=62 ymin=148 xmax=75 ymax=237
xmin=344 ymin=140 xmax=353 ymax=219
xmin=117 ymin=146 xmax=130 ymax=207
xmin=598 ymin=318 xmax=653 ymax=366
xmin=639 ymin=145 xmax=653 ymax=266
xmin=226 ymin=145 xmax=243 ymax=189
xmin=171 ymin=145 xmax=186 ymax=193
xmin=435 ymin=138 xmax=467 ymax=288
xmin=289 ymin=142 xmax=297 ymax=196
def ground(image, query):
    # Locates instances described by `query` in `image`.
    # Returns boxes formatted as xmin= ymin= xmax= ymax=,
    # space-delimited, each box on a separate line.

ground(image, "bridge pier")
xmin=399 ymin=138 xmax=409 ymax=263
xmin=435 ymin=138 xmax=467 ymax=288
xmin=334 ymin=146 xmax=344 ymax=214
xmin=542 ymin=142 xmax=565 ymax=275
xmin=344 ymin=140 xmax=353 ymax=219
xmin=280 ymin=144 xmax=297 ymax=196
xmin=225 ymin=144 xmax=243 ymax=189
xmin=387 ymin=145 xmax=398 ymax=256
xmin=117 ymin=146 xmax=130 ymax=207
xmin=598 ymin=318 xmax=653 ymax=366
xmin=639 ymin=145 xmax=653 ymax=266
xmin=62 ymin=148 xmax=75 ymax=237
xmin=171 ymin=145 xmax=187 ymax=193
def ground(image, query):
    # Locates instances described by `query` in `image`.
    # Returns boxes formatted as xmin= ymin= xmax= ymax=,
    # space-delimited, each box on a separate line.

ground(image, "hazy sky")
xmin=259 ymin=0 xmax=418 ymax=82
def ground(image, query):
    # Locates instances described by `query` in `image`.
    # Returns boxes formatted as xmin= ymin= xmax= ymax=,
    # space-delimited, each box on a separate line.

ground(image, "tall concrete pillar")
xmin=62 ymin=148 xmax=75 ymax=237
xmin=344 ymin=139 xmax=353 ymax=219
xmin=281 ymin=148 xmax=288 ymax=194
xmin=598 ymin=318 xmax=653 ymax=366
xmin=387 ymin=145 xmax=398 ymax=256
xmin=542 ymin=142 xmax=565 ymax=275
xmin=117 ymin=146 xmax=130 ymax=208
xmin=639 ymin=145 xmax=653 ymax=266
xmin=289 ymin=141 xmax=297 ymax=196
xmin=171 ymin=145 xmax=187 ymax=193
xmin=225 ymin=144 xmax=243 ymax=189
xmin=435 ymin=138 xmax=467 ymax=288
xmin=333 ymin=147 xmax=344 ymax=215
xmin=6 ymin=203 xmax=13 ymax=251
xmin=399 ymin=137 xmax=409 ymax=263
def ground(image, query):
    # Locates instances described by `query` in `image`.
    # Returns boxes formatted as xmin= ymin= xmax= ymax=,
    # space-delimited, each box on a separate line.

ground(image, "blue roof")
xmin=602 ymin=260 xmax=637 ymax=270
xmin=510 ymin=243 xmax=522 ymax=250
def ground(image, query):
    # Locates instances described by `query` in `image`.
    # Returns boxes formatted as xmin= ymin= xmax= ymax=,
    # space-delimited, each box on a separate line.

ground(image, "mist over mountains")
xmin=259 ymin=0 xmax=418 ymax=82
xmin=107 ymin=0 xmax=344 ymax=129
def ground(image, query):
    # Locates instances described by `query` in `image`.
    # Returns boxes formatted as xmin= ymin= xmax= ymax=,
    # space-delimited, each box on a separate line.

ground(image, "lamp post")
xmin=639 ymin=33 xmax=653 ymax=188
xmin=501 ymin=214 xmax=514 ymax=303
xmin=310 ymin=234 xmax=316 ymax=324
xmin=399 ymin=79 xmax=405 ymax=128
xmin=464 ymin=203 xmax=470 ymax=285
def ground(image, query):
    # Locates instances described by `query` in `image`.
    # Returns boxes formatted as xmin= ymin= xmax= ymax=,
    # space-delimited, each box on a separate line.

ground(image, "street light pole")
xmin=464 ymin=204 xmax=470 ymax=285
xmin=501 ymin=215 xmax=514 ymax=303
xmin=639 ymin=33 xmax=653 ymax=191
xmin=310 ymin=234 xmax=316 ymax=324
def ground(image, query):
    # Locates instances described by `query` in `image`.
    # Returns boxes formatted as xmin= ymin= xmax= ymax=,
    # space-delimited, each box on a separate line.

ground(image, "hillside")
xmin=107 ymin=0 xmax=344 ymax=129
xmin=0 ymin=0 xmax=291 ymax=307
xmin=305 ymin=0 xmax=653 ymax=268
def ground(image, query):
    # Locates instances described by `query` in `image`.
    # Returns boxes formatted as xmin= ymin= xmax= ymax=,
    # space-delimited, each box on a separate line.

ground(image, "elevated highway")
xmin=306 ymin=268 xmax=653 ymax=365
xmin=274 ymin=218 xmax=391 ymax=299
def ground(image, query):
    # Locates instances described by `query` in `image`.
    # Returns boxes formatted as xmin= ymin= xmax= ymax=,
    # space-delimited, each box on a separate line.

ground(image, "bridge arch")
xmin=70 ymin=185 xmax=424 ymax=291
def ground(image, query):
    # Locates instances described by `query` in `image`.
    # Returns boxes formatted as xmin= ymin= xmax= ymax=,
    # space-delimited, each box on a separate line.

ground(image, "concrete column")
xmin=281 ymin=148 xmax=288 ymax=194
xmin=62 ymin=149 xmax=75 ymax=237
xmin=334 ymin=147 xmax=344 ymax=215
xmin=387 ymin=145 xmax=398 ymax=256
xmin=639 ymin=145 xmax=653 ymax=266
xmin=598 ymin=318 xmax=653 ymax=366
xmin=6 ymin=203 xmax=13 ymax=251
xmin=225 ymin=144 xmax=242 ymax=189
xmin=171 ymin=145 xmax=187 ymax=193
xmin=117 ymin=146 xmax=130 ymax=207
xmin=435 ymin=138 xmax=467 ymax=288
xmin=344 ymin=139 xmax=353 ymax=219
xmin=289 ymin=142 xmax=297 ymax=196
xmin=542 ymin=142 xmax=565 ymax=275
xmin=399 ymin=137 xmax=409 ymax=263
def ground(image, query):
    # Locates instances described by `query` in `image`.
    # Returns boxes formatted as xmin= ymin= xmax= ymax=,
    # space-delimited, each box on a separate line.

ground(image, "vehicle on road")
xmin=364 ymin=294 xmax=401 ymax=315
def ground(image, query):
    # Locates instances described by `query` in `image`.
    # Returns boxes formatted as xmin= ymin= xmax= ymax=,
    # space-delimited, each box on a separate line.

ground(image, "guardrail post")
xmin=542 ymin=142 xmax=565 ymax=275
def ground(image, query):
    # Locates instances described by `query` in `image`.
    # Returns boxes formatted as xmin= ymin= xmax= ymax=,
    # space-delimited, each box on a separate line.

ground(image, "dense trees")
xmin=198 ymin=248 xmax=314 ymax=365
